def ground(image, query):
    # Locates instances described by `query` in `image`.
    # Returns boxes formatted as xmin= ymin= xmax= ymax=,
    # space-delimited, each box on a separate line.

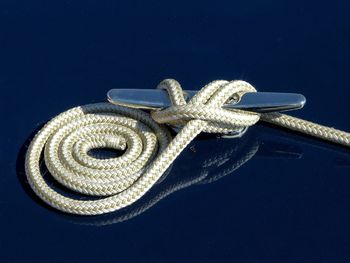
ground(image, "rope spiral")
xmin=65 ymin=136 xmax=259 ymax=226
xmin=25 ymin=79 xmax=350 ymax=215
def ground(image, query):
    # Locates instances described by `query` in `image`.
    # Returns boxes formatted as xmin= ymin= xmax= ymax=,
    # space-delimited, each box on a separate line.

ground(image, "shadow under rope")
xmin=16 ymin=121 xmax=350 ymax=227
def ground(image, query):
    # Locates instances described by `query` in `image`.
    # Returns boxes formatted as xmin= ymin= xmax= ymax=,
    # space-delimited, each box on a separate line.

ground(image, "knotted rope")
xmin=25 ymin=79 xmax=350 ymax=215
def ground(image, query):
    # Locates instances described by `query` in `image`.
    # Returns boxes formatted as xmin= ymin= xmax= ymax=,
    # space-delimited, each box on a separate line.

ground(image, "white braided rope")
xmin=65 ymin=138 xmax=259 ymax=226
xmin=25 ymin=79 xmax=350 ymax=215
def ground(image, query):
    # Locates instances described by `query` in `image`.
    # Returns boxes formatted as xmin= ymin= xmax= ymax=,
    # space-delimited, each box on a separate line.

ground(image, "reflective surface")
xmin=108 ymin=89 xmax=306 ymax=112
xmin=1 ymin=0 xmax=350 ymax=262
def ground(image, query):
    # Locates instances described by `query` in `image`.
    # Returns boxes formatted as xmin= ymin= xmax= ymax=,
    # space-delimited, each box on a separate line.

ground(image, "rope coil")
xmin=25 ymin=79 xmax=350 ymax=215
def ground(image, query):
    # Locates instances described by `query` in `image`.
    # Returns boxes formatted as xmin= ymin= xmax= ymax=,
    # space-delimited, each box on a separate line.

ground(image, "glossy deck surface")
xmin=1 ymin=1 xmax=350 ymax=262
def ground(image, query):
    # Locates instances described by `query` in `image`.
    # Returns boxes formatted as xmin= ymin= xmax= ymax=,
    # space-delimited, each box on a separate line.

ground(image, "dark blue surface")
xmin=1 ymin=1 xmax=350 ymax=262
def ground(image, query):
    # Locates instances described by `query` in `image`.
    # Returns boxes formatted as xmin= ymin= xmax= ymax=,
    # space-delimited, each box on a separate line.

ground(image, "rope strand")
xmin=25 ymin=79 xmax=350 ymax=215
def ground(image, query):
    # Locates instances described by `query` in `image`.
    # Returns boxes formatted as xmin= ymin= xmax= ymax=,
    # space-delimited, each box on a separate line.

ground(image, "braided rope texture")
xmin=25 ymin=79 xmax=350 ymax=215
xmin=66 ymin=138 xmax=259 ymax=226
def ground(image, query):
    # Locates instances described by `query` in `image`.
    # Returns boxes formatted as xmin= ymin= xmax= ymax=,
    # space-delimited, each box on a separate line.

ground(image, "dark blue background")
xmin=1 ymin=1 xmax=350 ymax=262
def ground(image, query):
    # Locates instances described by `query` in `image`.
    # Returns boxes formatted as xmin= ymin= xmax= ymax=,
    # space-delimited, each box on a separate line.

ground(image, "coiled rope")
xmin=25 ymin=79 xmax=350 ymax=215
xmin=65 ymin=136 xmax=259 ymax=226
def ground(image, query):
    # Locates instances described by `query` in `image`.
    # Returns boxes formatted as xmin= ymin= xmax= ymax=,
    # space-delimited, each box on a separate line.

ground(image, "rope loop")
xmin=152 ymin=79 xmax=260 ymax=134
xmin=25 ymin=79 xmax=350 ymax=215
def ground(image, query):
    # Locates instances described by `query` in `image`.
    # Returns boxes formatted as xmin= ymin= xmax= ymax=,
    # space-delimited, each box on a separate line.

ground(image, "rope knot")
xmin=25 ymin=78 xmax=350 ymax=215
xmin=151 ymin=79 xmax=261 ymax=135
